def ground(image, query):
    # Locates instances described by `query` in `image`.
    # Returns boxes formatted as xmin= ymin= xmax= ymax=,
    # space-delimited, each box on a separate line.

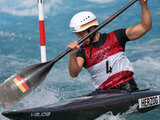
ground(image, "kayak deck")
xmin=2 ymin=89 xmax=160 ymax=120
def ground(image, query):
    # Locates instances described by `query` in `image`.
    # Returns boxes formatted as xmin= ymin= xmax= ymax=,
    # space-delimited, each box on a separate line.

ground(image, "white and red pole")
xmin=38 ymin=0 xmax=47 ymax=63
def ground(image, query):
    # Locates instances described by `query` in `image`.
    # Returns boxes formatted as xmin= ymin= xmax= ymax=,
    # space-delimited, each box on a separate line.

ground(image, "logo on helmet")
xmin=70 ymin=27 xmax=76 ymax=32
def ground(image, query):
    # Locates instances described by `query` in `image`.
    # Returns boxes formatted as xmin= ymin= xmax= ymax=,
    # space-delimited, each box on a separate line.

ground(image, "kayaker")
xmin=68 ymin=0 xmax=152 ymax=91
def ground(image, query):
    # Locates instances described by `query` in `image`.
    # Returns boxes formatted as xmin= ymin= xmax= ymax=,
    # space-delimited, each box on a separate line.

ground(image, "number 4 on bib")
xmin=106 ymin=61 xmax=112 ymax=74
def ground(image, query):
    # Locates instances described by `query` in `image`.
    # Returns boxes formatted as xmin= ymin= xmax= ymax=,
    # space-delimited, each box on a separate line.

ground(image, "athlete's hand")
xmin=139 ymin=0 xmax=147 ymax=5
xmin=68 ymin=41 xmax=80 ymax=55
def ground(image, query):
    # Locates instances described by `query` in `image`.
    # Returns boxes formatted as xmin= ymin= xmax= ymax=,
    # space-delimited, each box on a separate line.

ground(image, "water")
xmin=0 ymin=0 xmax=160 ymax=119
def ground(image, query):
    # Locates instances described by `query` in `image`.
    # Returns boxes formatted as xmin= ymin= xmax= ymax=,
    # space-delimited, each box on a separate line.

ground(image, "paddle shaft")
xmin=52 ymin=0 xmax=138 ymax=63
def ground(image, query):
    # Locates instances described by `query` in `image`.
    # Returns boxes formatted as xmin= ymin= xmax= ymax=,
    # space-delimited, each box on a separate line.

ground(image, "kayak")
xmin=2 ymin=89 xmax=160 ymax=120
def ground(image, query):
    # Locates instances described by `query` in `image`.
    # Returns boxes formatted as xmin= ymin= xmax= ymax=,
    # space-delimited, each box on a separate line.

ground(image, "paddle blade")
xmin=0 ymin=61 xmax=54 ymax=109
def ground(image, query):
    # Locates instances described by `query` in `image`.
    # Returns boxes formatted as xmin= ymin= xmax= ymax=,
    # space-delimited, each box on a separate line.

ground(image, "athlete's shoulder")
xmin=113 ymin=29 xmax=129 ymax=50
xmin=113 ymin=29 xmax=129 ymax=41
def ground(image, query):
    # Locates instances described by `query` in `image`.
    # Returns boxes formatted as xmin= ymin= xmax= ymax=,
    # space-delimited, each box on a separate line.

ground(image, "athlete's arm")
xmin=126 ymin=0 xmax=152 ymax=41
xmin=68 ymin=41 xmax=84 ymax=78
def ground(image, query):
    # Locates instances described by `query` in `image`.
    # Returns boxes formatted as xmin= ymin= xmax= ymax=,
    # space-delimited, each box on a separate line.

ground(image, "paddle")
xmin=0 ymin=0 xmax=138 ymax=109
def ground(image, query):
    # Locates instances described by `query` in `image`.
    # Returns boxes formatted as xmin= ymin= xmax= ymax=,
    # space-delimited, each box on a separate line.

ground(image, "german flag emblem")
xmin=13 ymin=76 xmax=29 ymax=93
xmin=80 ymin=19 xmax=98 ymax=29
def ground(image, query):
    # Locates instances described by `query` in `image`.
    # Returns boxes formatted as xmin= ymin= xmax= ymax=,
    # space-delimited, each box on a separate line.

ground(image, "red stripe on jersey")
xmin=97 ymin=71 xmax=134 ymax=90
xmin=84 ymin=32 xmax=124 ymax=68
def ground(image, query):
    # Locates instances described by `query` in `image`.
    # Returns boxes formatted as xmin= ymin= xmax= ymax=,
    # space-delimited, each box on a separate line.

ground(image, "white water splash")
xmin=16 ymin=87 xmax=59 ymax=109
xmin=95 ymin=104 xmax=138 ymax=120
xmin=133 ymin=57 xmax=160 ymax=89
xmin=0 ymin=31 xmax=16 ymax=37
xmin=96 ymin=112 xmax=126 ymax=120
xmin=0 ymin=0 xmax=62 ymax=16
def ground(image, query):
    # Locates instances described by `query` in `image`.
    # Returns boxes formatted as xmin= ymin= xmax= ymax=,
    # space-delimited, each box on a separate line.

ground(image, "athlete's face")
xmin=76 ymin=30 xmax=90 ymax=45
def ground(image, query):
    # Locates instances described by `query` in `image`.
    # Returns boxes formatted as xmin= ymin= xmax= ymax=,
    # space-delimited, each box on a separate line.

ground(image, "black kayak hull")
xmin=2 ymin=89 xmax=160 ymax=120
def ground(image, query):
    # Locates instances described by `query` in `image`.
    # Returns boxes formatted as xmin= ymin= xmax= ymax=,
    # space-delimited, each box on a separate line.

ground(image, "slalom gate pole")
xmin=38 ymin=0 xmax=47 ymax=63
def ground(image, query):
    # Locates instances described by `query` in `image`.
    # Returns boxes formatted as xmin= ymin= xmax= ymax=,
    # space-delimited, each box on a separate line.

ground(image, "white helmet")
xmin=70 ymin=11 xmax=99 ymax=33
